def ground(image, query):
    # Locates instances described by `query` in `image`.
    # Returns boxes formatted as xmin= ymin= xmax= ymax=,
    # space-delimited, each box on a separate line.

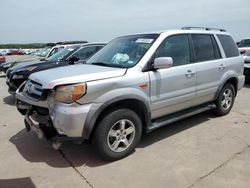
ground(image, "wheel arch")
xmin=214 ymin=76 xmax=238 ymax=101
xmin=82 ymin=96 xmax=151 ymax=139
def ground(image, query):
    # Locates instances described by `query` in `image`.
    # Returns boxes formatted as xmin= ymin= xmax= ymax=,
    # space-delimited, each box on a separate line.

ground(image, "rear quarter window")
xmin=217 ymin=35 xmax=239 ymax=58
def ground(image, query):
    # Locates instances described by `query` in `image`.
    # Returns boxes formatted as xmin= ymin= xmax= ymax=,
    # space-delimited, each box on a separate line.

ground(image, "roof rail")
xmin=55 ymin=41 xmax=88 ymax=45
xmin=181 ymin=27 xmax=226 ymax=32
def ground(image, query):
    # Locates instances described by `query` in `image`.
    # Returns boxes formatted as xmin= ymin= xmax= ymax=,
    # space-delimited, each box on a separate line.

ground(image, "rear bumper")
xmin=244 ymin=65 xmax=250 ymax=80
xmin=238 ymin=75 xmax=245 ymax=90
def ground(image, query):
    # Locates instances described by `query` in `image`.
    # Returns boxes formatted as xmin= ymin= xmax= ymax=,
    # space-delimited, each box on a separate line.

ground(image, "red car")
xmin=6 ymin=50 xmax=25 ymax=55
xmin=0 ymin=54 xmax=6 ymax=64
xmin=238 ymin=38 xmax=250 ymax=54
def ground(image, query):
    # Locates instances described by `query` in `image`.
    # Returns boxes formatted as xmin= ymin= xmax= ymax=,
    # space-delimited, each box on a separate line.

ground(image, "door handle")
xmin=218 ymin=64 xmax=226 ymax=70
xmin=185 ymin=70 xmax=195 ymax=78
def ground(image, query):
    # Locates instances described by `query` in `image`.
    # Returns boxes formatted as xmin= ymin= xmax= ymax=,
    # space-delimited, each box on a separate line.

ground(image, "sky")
xmin=0 ymin=0 xmax=249 ymax=44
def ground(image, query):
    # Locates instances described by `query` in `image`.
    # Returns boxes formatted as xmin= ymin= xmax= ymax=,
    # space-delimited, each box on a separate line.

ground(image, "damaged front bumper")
xmin=16 ymin=99 xmax=86 ymax=149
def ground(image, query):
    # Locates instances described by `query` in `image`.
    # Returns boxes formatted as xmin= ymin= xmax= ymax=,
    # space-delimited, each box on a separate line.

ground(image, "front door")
xmin=149 ymin=34 xmax=196 ymax=119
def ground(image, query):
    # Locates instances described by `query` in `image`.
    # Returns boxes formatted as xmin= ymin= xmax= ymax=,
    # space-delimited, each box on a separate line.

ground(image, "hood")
xmin=2 ymin=57 xmax=43 ymax=68
xmin=10 ymin=60 xmax=55 ymax=71
xmin=29 ymin=64 xmax=127 ymax=89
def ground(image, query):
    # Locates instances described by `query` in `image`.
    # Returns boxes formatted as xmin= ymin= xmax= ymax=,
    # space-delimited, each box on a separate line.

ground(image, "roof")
xmin=124 ymin=27 xmax=231 ymax=37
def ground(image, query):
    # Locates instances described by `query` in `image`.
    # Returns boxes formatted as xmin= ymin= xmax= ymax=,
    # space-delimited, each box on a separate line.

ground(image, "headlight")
xmin=26 ymin=66 xmax=37 ymax=71
xmin=3 ymin=64 xmax=11 ymax=68
xmin=12 ymin=74 xmax=24 ymax=79
xmin=54 ymin=83 xmax=86 ymax=103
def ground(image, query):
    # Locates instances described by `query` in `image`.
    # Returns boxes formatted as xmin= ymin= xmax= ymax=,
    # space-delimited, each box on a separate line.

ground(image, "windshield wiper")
xmin=91 ymin=62 xmax=110 ymax=66
xmin=91 ymin=62 xmax=125 ymax=68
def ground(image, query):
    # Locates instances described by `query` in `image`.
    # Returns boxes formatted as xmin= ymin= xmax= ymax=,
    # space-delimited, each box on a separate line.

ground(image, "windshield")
xmin=36 ymin=48 xmax=50 ymax=57
xmin=47 ymin=46 xmax=78 ymax=61
xmin=238 ymin=39 xmax=250 ymax=47
xmin=87 ymin=34 xmax=159 ymax=68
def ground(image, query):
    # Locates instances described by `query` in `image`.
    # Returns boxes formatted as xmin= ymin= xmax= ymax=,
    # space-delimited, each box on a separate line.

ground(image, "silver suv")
xmin=16 ymin=27 xmax=245 ymax=160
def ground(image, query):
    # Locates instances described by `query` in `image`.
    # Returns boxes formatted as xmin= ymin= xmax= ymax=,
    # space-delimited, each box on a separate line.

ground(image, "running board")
xmin=148 ymin=103 xmax=216 ymax=132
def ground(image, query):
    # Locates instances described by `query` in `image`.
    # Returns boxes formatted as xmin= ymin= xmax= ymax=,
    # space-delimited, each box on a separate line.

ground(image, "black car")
xmin=6 ymin=43 xmax=106 ymax=94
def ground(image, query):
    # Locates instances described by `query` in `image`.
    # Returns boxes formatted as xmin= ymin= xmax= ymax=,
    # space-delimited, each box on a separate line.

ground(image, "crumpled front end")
xmin=15 ymin=80 xmax=91 ymax=147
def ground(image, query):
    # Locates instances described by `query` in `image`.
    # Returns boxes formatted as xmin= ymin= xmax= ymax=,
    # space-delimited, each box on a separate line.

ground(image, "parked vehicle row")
xmin=0 ymin=48 xmax=51 ymax=73
xmin=6 ymin=42 xmax=106 ymax=94
xmin=0 ymin=43 xmax=89 ymax=73
xmin=8 ymin=27 xmax=244 ymax=160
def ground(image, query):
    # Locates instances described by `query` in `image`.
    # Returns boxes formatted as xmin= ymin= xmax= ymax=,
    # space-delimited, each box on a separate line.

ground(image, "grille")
xmin=24 ymin=80 xmax=47 ymax=101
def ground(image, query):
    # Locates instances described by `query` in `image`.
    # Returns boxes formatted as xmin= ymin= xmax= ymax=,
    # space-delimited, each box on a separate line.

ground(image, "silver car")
xmin=16 ymin=27 xmax=245 ymax=160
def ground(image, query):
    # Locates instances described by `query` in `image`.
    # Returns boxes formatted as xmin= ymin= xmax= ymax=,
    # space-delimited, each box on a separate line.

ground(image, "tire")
xmin=213 ymin=83 xmax=235 ymax=116
xmin=92 ymin=109 xmax=142 ymax=160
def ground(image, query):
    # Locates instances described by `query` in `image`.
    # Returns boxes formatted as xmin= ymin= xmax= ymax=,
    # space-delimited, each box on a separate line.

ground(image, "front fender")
xmin=82 ymin=88 xmax=150 ymax=139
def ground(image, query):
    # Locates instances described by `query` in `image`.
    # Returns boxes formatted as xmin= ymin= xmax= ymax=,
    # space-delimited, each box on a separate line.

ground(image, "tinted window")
xmin=217 ymin=35 xmax=239 ymax=58
xmin=155 ymin=34 xmax=190 ymax=66
xmin=192 ymin=34 xmax=220 ymax=62
xmin=238 ymin=39 xmax=250 ymax=47
xmin=72 ymin=46 xmax=99 ymax=60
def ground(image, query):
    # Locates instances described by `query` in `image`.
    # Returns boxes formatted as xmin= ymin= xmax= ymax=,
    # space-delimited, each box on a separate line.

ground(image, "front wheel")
xmin=213 ymin=83 xmax=235 ymax=116
xmin=92 ymin=109 xmax=142 ymax=160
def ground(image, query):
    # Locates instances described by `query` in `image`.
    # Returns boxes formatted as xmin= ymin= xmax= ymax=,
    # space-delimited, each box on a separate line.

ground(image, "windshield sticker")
xmin=135 ymin=38 xmax=153 ymax=44
xmin=67 ymin=48 xmax=75 ymax=51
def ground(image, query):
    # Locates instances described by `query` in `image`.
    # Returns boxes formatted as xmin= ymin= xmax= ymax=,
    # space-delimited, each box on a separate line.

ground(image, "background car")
xmin=0 ymin=54 xmax=6 ymax=64
xmin=46 ymin=42 xmax=87 ymax=57
xmin=6 ymin=42 xmax=106 ymax=93
xmin=0 ymin=47 xmax=53 ymax=73
xmin=238 ymin=38 xmax=250 ymax=54
xmin=243 ymin=51 xmax=250 ymax=81
xmin=6 ymin=49 xmax=25 ymax=55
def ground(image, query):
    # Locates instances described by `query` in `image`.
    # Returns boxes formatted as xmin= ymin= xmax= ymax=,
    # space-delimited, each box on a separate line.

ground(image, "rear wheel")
xmin=92 ymin=109 xmax=142 ymax=160
xmin=213 ymin=83 xmax=235 ymax=116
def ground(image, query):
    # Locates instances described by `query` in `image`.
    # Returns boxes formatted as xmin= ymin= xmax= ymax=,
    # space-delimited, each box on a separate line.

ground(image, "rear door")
xmin=149 ymin=34 xmax=196 ymax=119
xmin=191 ymin=34 xmax=223 ymax=106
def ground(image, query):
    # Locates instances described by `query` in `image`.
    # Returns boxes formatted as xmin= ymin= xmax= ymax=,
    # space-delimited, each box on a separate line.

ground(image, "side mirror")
xmin=68 ymin=56 xmax=79 ymax=65
xmin=244 ymin=56 xmax=250 ymax=63
xmin=153 ymin=57 xmax=173 ymax=70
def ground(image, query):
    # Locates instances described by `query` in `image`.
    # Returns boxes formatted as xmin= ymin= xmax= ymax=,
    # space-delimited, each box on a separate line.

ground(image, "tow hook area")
xmin=24 ymin=115 xmax=63 ymax=150
xmin=52 ymin=141 xmax=62 ymax=150
xmin=24 ymin=117 xmax=44 ymax=139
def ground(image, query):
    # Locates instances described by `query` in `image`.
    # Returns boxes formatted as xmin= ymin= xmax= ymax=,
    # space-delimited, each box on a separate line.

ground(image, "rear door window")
xmin=191 ymin=34 xmax=220 ymax=62
xmin=72 ymin=46 xmax=97 ymax=60
xmin=217 ymin=35 xmax=239 ymax=58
